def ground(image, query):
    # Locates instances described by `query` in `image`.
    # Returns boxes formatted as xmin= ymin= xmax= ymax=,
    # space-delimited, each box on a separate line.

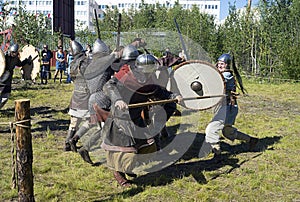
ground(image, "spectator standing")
xmin=53 ymin=46 xmax=66 ymax=83
xmin=41 ymin=44 xmax=53 ymax=79
xmin=66 ymin=48 xmax=74 ymax=83
xmin=40 ymin=52 xmax=50 ymax=84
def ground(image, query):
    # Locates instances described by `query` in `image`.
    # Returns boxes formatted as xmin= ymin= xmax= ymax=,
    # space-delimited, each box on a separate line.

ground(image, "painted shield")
xmin=0 ymin=49 xmax=5 ymax=77
xmin=19 ymin=44 xmax=40 ymax=80
xmin=173 ymin=60 xmax=225 ymax=110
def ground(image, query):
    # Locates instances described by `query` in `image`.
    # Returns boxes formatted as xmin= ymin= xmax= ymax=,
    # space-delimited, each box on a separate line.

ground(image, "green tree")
xmin=132 ymin=0 xmax=156 ymax=29
xmin=12 ymin=6 xmax=51 ymax=49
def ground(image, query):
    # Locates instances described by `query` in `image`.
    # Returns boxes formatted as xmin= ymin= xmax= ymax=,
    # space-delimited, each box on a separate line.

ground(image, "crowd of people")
xmin=40 ymin=44 xmax=77 ymax=85
xmin=0 ymin=38 xmax=259 ymax=187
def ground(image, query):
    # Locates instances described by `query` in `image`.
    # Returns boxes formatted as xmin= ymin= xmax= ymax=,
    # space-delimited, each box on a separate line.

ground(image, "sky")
xmin=220 ymin=0 xmax=260 ymax=20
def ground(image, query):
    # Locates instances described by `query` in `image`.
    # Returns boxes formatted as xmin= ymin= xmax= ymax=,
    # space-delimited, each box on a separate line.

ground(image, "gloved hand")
xmin=115 ymin=100 xmax=128 ymax=110
xmin=175 ymin=95 xmax=183 ymax=104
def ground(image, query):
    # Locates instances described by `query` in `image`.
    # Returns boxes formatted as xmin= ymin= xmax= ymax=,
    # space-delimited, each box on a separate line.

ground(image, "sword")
xmin=174 ymin=18 xmax=190 ymax=60
xmin=128 ymin=94 xmax=225 ymax=108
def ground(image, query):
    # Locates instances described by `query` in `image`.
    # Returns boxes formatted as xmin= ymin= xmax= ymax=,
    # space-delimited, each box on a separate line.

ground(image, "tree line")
xmin=1 ymin=0 xmax=299 ymax=80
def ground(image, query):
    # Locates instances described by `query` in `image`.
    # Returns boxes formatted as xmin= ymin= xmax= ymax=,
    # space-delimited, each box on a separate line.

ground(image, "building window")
xmin=215 ymin=5 xmax=218 ymax=9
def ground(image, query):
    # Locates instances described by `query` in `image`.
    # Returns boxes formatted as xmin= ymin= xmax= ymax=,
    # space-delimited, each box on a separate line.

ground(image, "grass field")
xmin=0 ymin=76 xmax=299 ymax=202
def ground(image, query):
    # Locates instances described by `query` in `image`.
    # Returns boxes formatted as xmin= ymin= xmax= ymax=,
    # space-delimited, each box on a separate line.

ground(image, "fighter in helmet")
xmin=0 ymin=44 xmax=32 ymax=109
xmin=68 ymin=38 xmax=122 ymax=164
xmin=203 ymin=53 xmax=259 ymax=160
xmin=64 ymin=40 xmax=91 ymax=152
xmin=111 ymin=44 xmax=140 ymax=72
xmin=99 ymin=53 xmax=182 ymax=187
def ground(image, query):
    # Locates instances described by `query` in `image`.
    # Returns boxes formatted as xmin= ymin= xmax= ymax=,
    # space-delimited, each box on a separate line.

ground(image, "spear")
xmin=116 ymin=13 xmax=121 ymax=50
xmin=94 ymin=9 xmax=101 ymax=39
xmin=128 ymin=94 xmax=225 ymax=108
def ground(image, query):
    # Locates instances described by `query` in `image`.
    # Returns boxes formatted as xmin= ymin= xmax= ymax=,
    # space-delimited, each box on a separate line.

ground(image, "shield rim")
xmin=0 ymin=49 xmax=5 ymax=77
xmin=173 ymin=60 xmax=225 ymax=111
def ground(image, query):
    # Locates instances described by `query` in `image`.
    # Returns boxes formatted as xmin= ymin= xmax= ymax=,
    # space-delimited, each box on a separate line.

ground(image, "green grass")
xmin=0 ymin=77 xmax=299 ymax=201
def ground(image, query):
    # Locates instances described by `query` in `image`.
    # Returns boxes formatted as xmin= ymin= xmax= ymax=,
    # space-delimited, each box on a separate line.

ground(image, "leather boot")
xmin=78 ymin=147 xmax=93 ymax=164
xmin=64 ymin=129 xmax=76 ymax=151
xmin=235 ymin=131 xmax=251 ymax=142
xmin=249 ymin=137 xmax=259 ymax=151
xmin=113 ymin=171 xmax=131 ymax=187
xmin=69 ymin=135 xmax=80 ymax=152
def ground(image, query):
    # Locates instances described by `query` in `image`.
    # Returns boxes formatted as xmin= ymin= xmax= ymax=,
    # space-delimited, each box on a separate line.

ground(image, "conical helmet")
xmin=217 ymin=53 xmax=231 ymax=65
xmin=92 ymin=38 xmax=110 ymax=54
xmin=10 ymin=44 xmax=19 ymax=52
xmin=122 ymin=45 xmax=139 ymax=60
xmin=135 ymin=54 xmax=158 ymax=74
xmin=70 ymin=40 xmax=84 ymax=56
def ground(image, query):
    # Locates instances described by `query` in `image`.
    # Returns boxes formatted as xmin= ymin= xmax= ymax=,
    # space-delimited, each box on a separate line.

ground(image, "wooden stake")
xmin=15 ymin=99 xmax=34 ymax=202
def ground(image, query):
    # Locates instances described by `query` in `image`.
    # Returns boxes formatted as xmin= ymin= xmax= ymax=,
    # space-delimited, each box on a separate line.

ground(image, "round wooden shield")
xmin=0 ymin=49 xmax=5 ymax=77
xmin=173 ymin=60 xmax=225 ymax=110
xmin=19 ymin=44 xmax=40 ymax=80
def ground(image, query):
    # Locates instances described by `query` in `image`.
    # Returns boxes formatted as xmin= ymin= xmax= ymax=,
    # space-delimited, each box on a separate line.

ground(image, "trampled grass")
xmin=0 ymin=78 xmax=299 ymax=201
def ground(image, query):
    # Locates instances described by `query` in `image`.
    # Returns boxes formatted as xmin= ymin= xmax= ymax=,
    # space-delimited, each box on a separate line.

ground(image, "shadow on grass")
xmin=180 ymin=133 xmax=282 ymax=161
xmin=102 ymin=134 xmax=282 ymax=200
xmin=33 ymin=119 xmax=69 ymax=133
xmin=32 ymin=106 xmax=69 ymax=134
xmin=220 ymin=135 xmax=282 ymax=154
xmin=0 ymin=106 xmax=69 ymax=134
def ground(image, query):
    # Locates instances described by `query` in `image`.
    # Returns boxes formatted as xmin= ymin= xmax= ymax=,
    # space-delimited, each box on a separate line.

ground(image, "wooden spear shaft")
xmin=128 ymin=94 xmax=224 ymax=108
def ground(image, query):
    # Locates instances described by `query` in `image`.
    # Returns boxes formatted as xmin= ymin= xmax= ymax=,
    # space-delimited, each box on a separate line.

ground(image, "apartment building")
xmin=1 ymin=0 xmax=220 ymax=31
xmin=96 ymin=0 xmax=220 ymax=21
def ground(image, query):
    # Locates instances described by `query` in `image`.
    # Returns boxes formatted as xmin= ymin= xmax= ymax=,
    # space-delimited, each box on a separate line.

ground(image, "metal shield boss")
xmin=19 ymin=44 xmax=40 ymax=80
xmin=0 ymin=49 xmax=5 ymax=77
xmin=173 ymin=60 xmax=225 ymax=110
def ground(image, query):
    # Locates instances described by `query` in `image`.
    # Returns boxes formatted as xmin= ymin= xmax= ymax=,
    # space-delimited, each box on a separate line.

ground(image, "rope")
xmin=7 ymin=119 xmax=31 ymax=189
xmin=10 ymin=122 xmax=16 ymax=189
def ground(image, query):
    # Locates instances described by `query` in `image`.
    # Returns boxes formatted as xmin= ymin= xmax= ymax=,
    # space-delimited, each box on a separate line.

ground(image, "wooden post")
xmin=15 ymin=99 xmax=34 ymax=202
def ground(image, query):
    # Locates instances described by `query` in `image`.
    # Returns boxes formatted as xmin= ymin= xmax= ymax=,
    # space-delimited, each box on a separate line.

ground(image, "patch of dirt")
xmin=239 ymin=94 xmax=300 ymax=117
